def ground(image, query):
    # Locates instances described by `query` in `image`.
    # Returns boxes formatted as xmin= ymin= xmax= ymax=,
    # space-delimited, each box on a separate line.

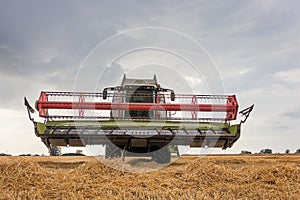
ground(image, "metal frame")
xmin=24 ymin=92 xmax=253 ymax=151
xmin=34 ymin=91 xmax=239 ymax=121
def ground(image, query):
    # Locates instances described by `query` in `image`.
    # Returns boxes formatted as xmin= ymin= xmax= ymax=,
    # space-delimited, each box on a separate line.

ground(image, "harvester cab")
xmin=103 ymin=74 xmax=175 ymax=120
xmin=25 ymin=74 xmax=253 ymax=163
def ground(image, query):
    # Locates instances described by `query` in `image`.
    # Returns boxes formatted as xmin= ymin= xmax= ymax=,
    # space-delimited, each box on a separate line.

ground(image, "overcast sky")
xmin=0 ymin=1 xmax=299 ymax=155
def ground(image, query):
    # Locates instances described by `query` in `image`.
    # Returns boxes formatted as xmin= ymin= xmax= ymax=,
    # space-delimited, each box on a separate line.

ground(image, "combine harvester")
xmin=25 ymin=74 xmax=253 ymax=163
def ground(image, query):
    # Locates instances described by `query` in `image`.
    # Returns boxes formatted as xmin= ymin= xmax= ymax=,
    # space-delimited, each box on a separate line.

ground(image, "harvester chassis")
xmin=24 ymin=74 xmax=253 ymax=163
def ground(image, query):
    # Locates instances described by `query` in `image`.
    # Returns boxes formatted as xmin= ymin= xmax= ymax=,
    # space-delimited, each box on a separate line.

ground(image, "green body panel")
xmin=36 ymin=122 xmax=47 ymax=134
xmin=37 ymin=120 xmax=240 ymax=135
xmin=45 ymin=120 xmax=229 ymax=130
xmin=35 ymin=120 xmax=241 ymax=149
xmin=228 ymin=124 xmax=240 ymax=135
xmin=45 ymin=120 xmax=226 ymax=128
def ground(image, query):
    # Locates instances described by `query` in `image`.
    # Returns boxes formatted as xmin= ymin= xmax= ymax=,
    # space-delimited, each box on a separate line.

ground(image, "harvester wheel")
xmin=105 ymin=144 xmax=122 ymax=159
xmin=49 ymin=146 xmax=61 ymax=156
xmin=152 ymin=146 xmax=171 ymax=164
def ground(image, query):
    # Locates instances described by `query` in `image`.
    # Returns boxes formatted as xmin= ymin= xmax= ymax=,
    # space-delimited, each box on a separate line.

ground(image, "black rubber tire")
xmin=49 ymin=146 xmax=61 ymax=156
xmin=105 ymin=144 xmax=122 ymax=159
xmin=152 ymin=146 xmax=171 ymax=164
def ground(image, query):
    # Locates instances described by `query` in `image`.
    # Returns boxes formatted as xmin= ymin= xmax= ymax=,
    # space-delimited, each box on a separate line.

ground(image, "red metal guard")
xmin=36 ymin=92 xmax=239 ymax=121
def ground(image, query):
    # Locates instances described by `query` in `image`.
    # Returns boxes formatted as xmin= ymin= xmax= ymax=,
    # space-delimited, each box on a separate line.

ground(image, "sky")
xmin=0 ymin=0 xmax=300 ymax=155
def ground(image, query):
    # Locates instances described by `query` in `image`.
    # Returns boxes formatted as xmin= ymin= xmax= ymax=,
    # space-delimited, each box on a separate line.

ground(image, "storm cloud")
xmin=0 ymin=0 xmax=299 ymax=154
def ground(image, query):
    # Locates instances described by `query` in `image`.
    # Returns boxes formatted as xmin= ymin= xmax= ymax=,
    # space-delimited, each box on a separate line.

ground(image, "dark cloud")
xmin=283 ymin=108 xmax=300 ymax=120
xmin=0 ymin=1 xmax=172 ymax=110
xmin=0 ymin=1 xmax=300 ymax=153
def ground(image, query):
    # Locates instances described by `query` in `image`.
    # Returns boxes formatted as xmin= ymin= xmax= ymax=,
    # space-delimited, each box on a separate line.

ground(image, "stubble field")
xmin=0 ymin=154 xmax=299 ymax=199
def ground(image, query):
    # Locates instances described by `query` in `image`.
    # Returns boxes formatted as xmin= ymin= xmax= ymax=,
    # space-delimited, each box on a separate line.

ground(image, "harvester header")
xmin=25 ymin=74 xmax=253 ymax=163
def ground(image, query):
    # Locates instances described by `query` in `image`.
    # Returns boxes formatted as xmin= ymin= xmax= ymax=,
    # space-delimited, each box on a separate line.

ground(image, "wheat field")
xmin=0 ymin=155 xmax=299 ymax=199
